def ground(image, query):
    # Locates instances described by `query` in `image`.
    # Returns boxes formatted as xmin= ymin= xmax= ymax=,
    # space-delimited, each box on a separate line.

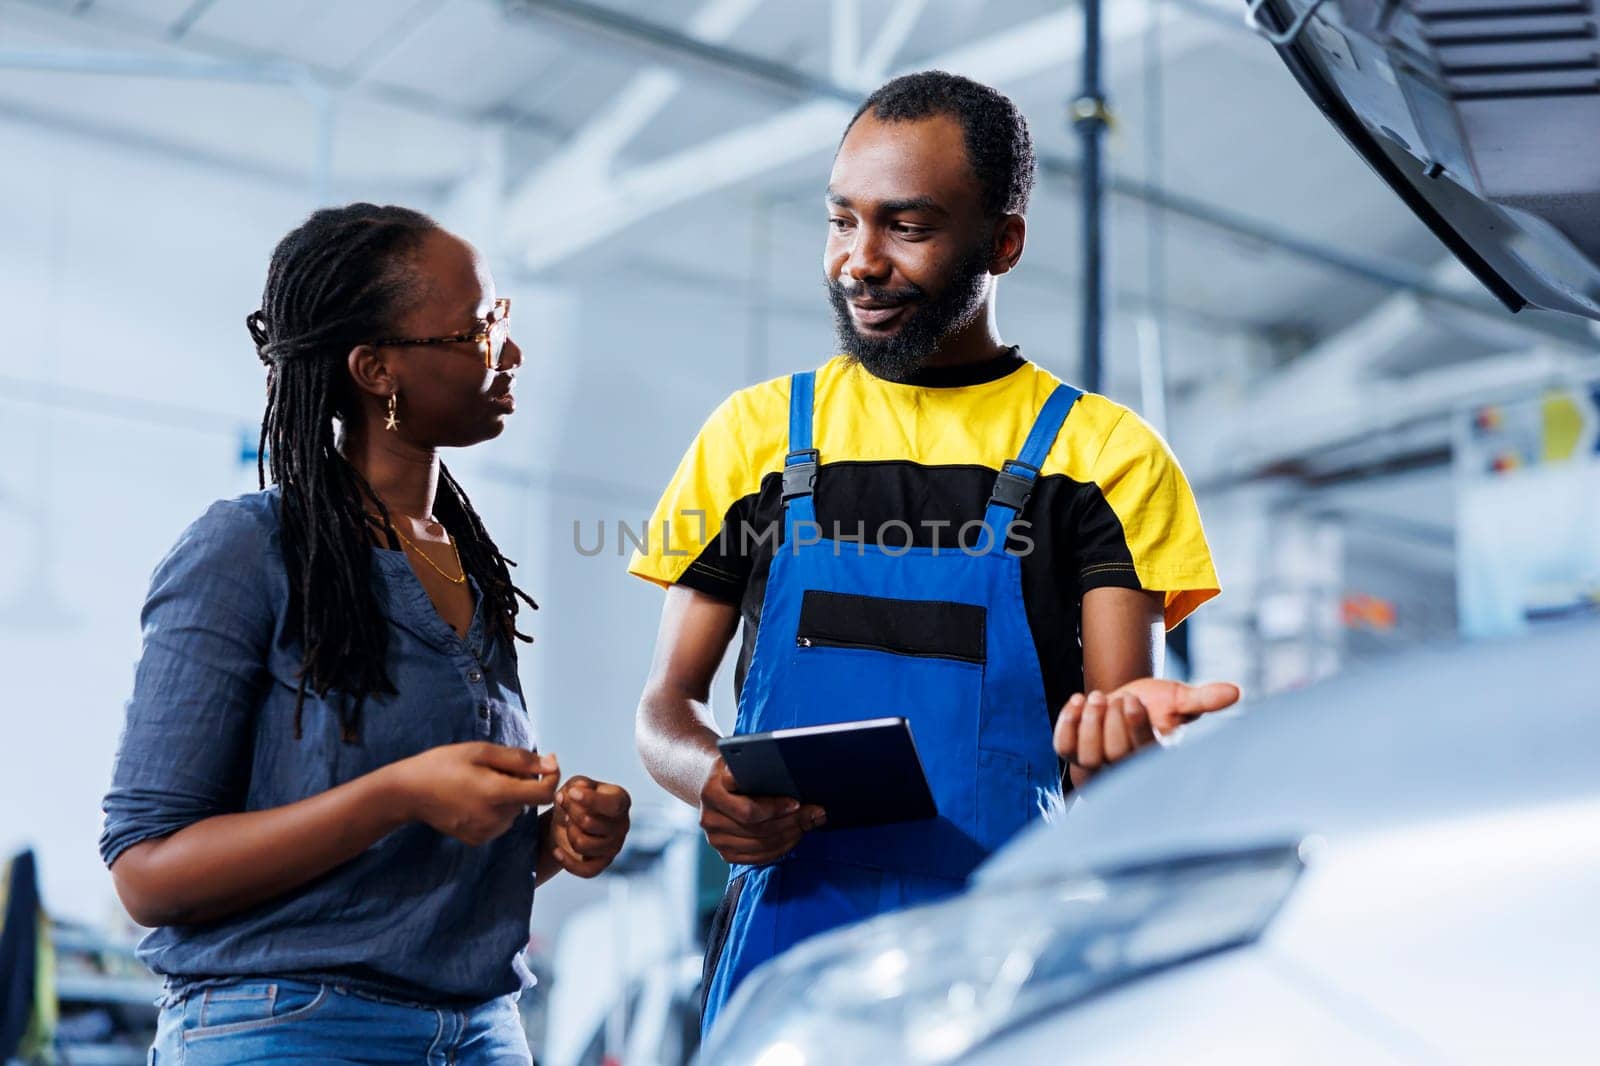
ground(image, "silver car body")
xmin=706 ymin=621 xmax=1600 ymax=1064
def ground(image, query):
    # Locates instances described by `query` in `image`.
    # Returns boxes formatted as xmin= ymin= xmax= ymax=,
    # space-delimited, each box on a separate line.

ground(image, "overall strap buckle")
xmin=782 ymin=449 xmax=820 ymax=500
xmin=983 ymin=385 xmax=1084 ymax=533
xmin=986 ymin=460 xmax=1040 ymax=513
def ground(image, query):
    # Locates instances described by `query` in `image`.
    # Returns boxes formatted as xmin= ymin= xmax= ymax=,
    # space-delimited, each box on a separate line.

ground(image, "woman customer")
xmin=100 ymin=204 xmax=628 ymax=1064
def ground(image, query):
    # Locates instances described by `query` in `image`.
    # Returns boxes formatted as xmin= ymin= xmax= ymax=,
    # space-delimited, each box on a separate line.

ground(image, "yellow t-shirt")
xmin=630 ymin=353 xmax=1219 ymax=707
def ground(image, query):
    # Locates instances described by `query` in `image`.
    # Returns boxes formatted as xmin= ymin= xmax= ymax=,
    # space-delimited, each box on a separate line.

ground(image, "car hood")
xmin=1252 ymin=0 xmax=1600 ymax=321
xmin=978 ymin=620 xmax=1600 ymax=888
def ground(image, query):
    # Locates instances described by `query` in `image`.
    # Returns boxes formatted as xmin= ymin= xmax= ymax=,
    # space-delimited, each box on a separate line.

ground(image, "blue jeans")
xmin=150 ymin=978 xmax=532 ymax=1064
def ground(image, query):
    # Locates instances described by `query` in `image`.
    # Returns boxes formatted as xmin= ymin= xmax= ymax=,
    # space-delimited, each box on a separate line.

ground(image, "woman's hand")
xmin=545 ymin=776 xmax=632 ymax=878
xmin=390 ymin=742 xmax=560 ymax=847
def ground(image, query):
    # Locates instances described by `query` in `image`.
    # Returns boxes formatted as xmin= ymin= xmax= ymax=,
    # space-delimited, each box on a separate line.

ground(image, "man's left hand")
xmin=547 ymin=776 xmax=632 ymax=878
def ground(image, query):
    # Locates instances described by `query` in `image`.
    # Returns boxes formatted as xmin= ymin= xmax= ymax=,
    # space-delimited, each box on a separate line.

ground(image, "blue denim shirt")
xmin=100 ymin=488 xmax=540 ymax=1005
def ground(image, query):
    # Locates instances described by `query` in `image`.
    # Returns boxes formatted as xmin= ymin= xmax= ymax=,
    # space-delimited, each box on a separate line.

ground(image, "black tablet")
xmin=717 ymin=717 xmax=937 ymax=830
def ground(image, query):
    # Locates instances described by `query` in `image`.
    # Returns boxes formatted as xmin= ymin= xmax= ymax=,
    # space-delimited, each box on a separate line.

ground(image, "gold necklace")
xmin=384 ymin=518 xmax=468 ymax=585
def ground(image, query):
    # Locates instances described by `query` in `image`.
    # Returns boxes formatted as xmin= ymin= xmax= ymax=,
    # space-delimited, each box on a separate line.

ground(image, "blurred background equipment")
xmin=0 ymin=850 xmax=51 ymax=1064
xmin=0 ymin=2 xmax=1596 ymax=1063
xmin=1 ymin=850 xmax=161 ymax=1065
xmin=541 ymin=804 xmax=710 ymax=1066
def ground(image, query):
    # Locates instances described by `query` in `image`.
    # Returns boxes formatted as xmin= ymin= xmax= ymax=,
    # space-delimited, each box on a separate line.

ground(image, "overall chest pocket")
xmin=794 ymin=590 xmax=987 ymax=664
xmin=782 ymin=589 xmax=989 ymax=876
xmin=787 ymin=591 xmax=989 ymax=735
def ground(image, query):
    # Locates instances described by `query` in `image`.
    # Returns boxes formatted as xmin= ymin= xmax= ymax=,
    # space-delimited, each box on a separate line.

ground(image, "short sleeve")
xmin=628 ymin=393 xmax=765 ymax=603
xmin=99 ymin=499 xmax=276 ymax=867
xmin=1077 ymin=411 xmax=1220 ymax=630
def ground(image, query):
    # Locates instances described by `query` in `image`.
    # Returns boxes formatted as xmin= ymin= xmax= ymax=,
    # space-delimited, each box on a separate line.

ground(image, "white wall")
xmin=0 ymin=114 xmax=619 ymax=931
xmin=522 ymin=274 xmax=834 ymax=939
xmin=0 ymin=116 xmax=342 ymax=926
xmin=0 ymin=106 xmax=837 ymax=939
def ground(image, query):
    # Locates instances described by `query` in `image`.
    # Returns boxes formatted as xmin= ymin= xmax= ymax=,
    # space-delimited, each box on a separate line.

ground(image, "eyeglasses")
xmin=371 ymin=297 xmax=513 ymax=370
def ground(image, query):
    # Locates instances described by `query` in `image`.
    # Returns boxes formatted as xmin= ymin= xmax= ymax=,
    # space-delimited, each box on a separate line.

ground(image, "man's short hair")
xmin=847 ymin=70 xmax=1037 ymax=218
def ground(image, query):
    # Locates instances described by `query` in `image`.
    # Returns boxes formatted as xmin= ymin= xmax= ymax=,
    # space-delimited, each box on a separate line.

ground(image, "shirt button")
xmin=468 ymin=668 xmax=483 ymax=683
xmin=478 ymin=704 xmax=491 ymax=720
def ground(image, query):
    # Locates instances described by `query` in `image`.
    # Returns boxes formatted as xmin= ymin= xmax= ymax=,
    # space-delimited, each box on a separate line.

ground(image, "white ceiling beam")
xmin=855 ymin=0 xmax=928 ymax=85
xmin=514 ymin=4 xmax=1223 ymax=271
xmin=7 ymin=0 xmax=573 ymax=139
xmin=513 ymin=97 xmax=852 ymax=263
xmin=167 ymin=0 xmax=222 ymax=40
xmin=342 ymin=0 xmax=450 ymax=88
xmin=830 ymin=0 xmax=859 ymax=86
xmin=440 ymin=123 xmax=510 ymax=259
xmin=501 ymin=0 xmax=762 ymax=246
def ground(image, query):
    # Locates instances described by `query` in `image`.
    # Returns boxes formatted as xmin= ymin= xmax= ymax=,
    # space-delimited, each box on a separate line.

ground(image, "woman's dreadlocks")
xmin=246 ymin=204 xmax=534 ymax=742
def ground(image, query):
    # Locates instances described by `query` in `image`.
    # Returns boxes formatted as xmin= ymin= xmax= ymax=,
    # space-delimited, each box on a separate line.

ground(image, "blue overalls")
xmin=701 ymin=370 xmax=1084 ymax=1035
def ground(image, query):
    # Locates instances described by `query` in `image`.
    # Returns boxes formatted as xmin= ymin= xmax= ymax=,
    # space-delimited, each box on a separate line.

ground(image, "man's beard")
xmin=828 ymin=246 xmax=991 ymax=382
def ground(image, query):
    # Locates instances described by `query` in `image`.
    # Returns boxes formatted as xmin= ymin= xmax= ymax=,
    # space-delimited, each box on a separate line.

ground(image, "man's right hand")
xmin=698 ymin=757 xmax=825 ymax=865
xmin=391 ymin=742 xmax=561 ymax=847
